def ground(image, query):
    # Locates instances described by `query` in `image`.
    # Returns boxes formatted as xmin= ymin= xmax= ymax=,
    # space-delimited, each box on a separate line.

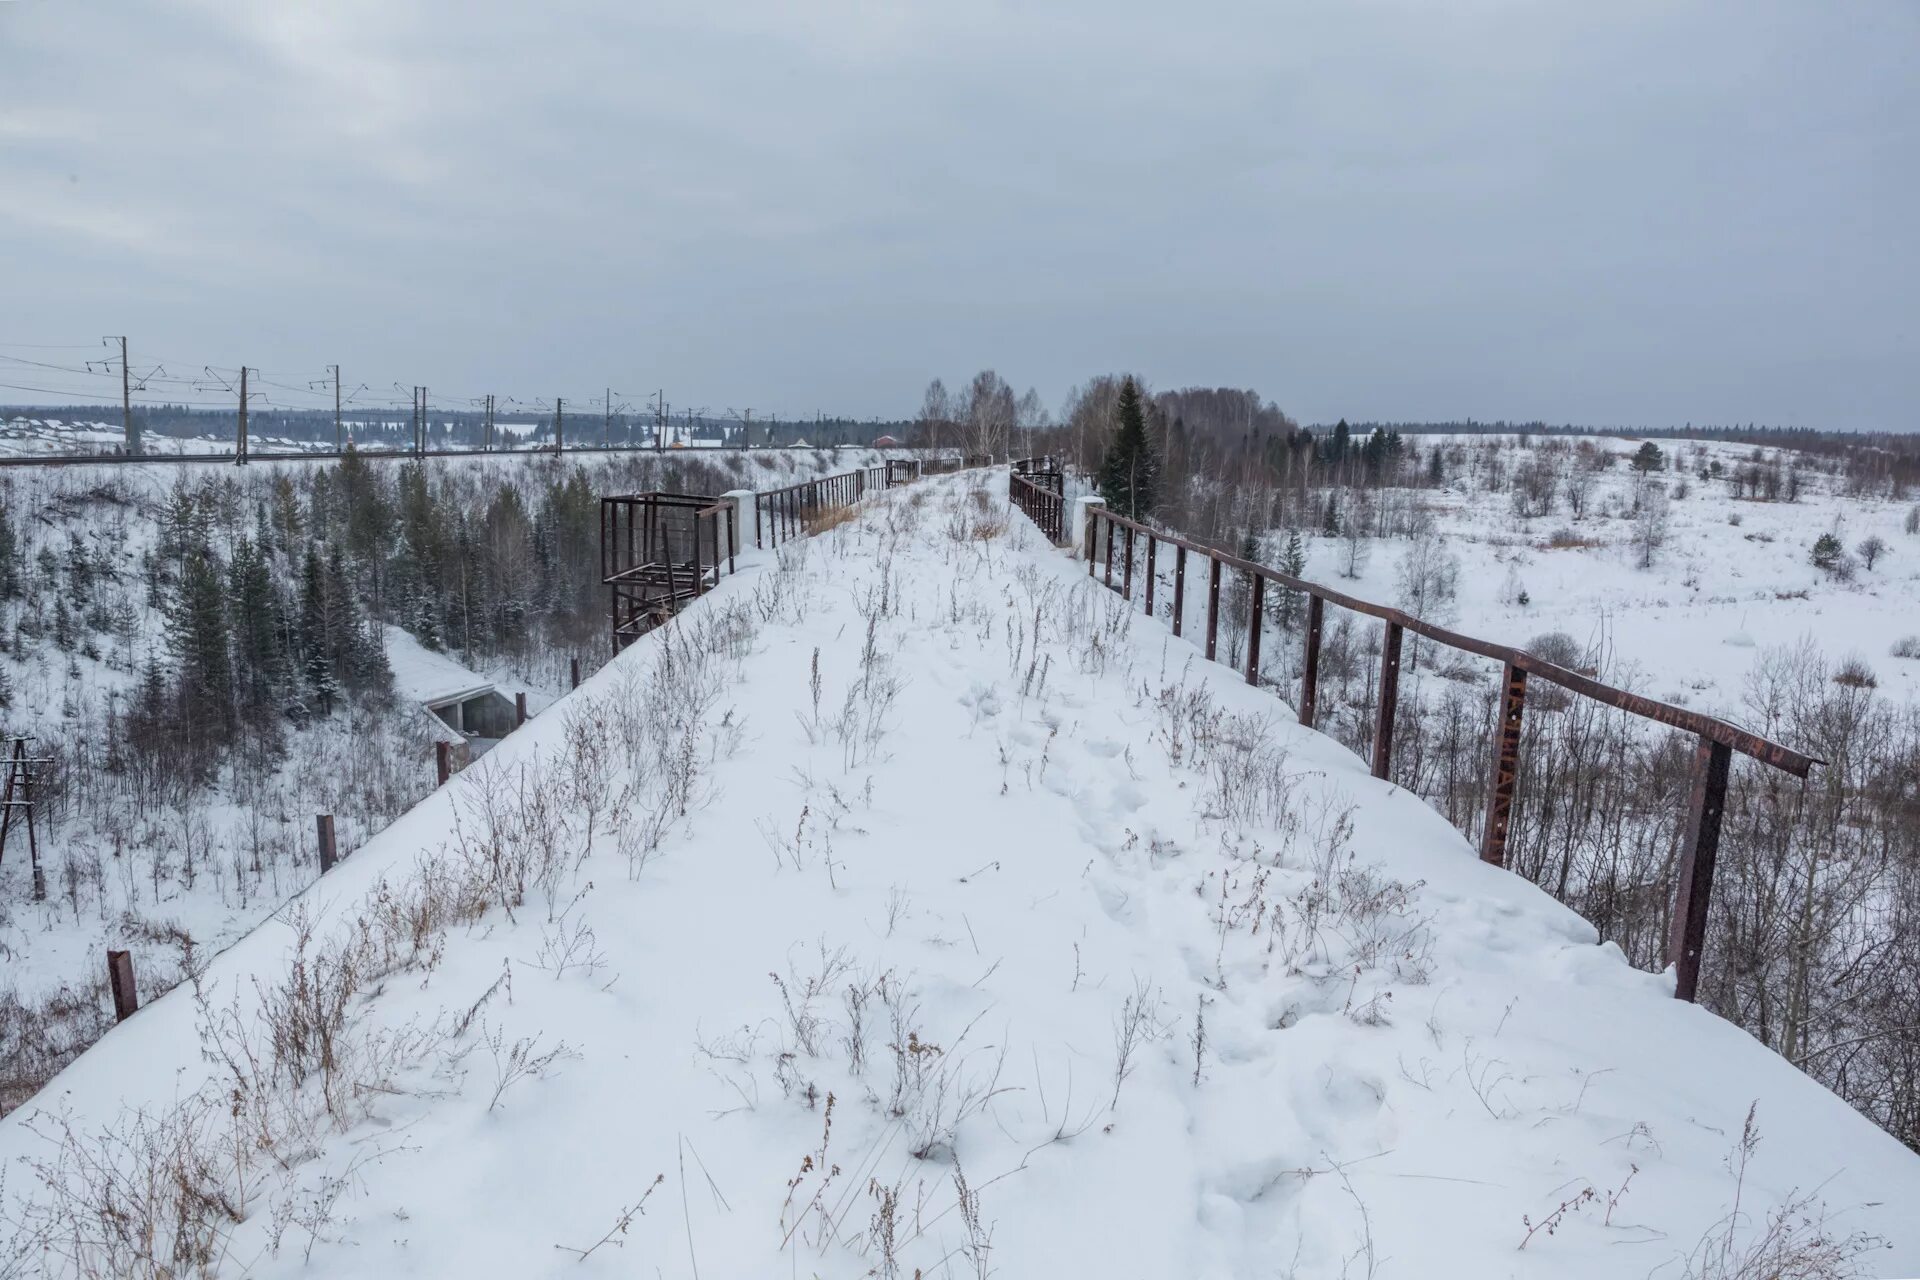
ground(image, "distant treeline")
xmin=0 ymin=404 xmax=917 ymax=450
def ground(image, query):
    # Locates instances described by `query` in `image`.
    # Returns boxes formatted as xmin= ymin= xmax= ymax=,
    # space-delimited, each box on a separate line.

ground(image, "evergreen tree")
xmin=228 ymin=536 xmax=293 ymax=747
xmin=1277 ymin=529 xmax=1308 ymax=629
xmin=0 ymin=504 xmax=17 ymax=600
xmin=167 ymin=548 xmax=235 ymax=771
xmin=1096 ymin=376 xmax=1158 ymax=519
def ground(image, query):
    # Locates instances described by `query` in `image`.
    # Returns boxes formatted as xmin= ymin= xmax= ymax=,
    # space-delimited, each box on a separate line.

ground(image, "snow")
xmin=1282 ymin=435 xmax=1920 ymax=711
xmin=383 ymin=624 xmax=496 ymax=708
xmin=3 ymin=468 xmax=1917 ymax=1277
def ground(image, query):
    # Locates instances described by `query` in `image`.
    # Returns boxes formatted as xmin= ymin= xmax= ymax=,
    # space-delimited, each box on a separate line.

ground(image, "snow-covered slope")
xmin=4 ymin=470 xmax=1916 ymax=1278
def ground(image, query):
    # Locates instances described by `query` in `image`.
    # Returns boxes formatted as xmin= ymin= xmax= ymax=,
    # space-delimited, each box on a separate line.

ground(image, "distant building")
xmin=873 ymin=434 xmax=900 ymax=447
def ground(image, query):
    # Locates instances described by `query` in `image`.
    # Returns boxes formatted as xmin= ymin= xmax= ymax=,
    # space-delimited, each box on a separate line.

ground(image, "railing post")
xmin=436 ymin=739 xmax=452 ymax=786
xmin=1246 ymin=576 xmax=1264 ymax=684
xmin=1669 ymin=736 xmax=1732 ymax=1002
xmin=1104 ymin=519 xmax=1115 ymax=589
xmin=1480 ymin=663 xmax=1527 ymax=866
xmin=1075 ymin=495 xmax=1105 ymax=572
xmin=108 ymin=949 xmax=138 ymax=1022
xmin=1299 ymin=595 xmax=1323 ymax=728
xmin=515 ymin=692 xmax=528 ymax=728
xmin=1372 ymin=621 xmax=1402 ymax=780
xmin=1172 ymin=547 xmax=1185 ymax=637
xmin=1205 ymin=558 xmax=1221 ymax=661
xmin=1144 ymin=537 xmax=1156 ymax=616
xmin=1122 ymin=528 xmax=1134 ymax=599
xmin=570 ymin=657 xmax=581 ymax=689
xmin=316 ymin=812 xmax=337 ymax=873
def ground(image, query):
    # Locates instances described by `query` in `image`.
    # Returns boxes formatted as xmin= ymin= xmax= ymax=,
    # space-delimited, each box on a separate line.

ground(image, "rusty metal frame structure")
xmin=1057 ymin=502 xmax=1820 ymax=1003
xmin=601 ymin=491 xmax=736 ymax=653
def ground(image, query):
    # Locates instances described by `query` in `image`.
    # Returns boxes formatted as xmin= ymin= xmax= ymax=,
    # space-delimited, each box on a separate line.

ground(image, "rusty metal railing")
xmin=753 ymin=467 xmax=887 ymax=549
xmin=1045 ymin=500 xmax=1820 ymax=1003
xmin=1009 ymin=458 xmax=1065 ymax=544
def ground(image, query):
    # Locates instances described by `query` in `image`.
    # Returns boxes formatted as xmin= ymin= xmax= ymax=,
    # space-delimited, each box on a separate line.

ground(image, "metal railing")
xmin=754 ymin=466 xmax=889 ymax=549
xmin=1009 ymin=457 xmax=1065 ymax=544
xmin=1043 ymin=500 xmax=1819 ymax=1003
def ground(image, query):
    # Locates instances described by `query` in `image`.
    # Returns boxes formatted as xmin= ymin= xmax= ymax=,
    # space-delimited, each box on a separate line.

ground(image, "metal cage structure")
xmin=600 ymin=492 xmax=735 ymax=653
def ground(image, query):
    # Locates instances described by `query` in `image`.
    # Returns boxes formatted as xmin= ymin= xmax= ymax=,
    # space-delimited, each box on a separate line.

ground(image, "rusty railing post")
xmin=1480 ymin=663 xmax=1527 ymax=866
xmin=1372 ymin=620 xmax=1402 ymax=780
xmin=1205 ymin=558 xmax=1221 ymax=661
xmin=1122 ymin=528 xmax=1134 ymax=600
xmin=1172 ymin=546 xmax=1185 ymax=637
xmin=435 ymin=739 xmax=451 ymax=786
xmin=1144 ymin=537 xmax=1156 ymax=616
xmin=515 ymin=692 xmax=528 ymax=727
xmin=1104 ymin=519 xmax=1115 ymax=589
xmin=1246 ymin=576 xmax=1265 ymax=684
xmin=1669 ymin=736 xmax=1732 ymax=1002
xmin=108 ymin=949 xmax=137 ymax=1022
xmin=570 ymin=657 xmax=581 ymax=689
xmin=1299 ymin=595 xmax=1324 ymax=728
xmin=316 ymin=813 xmax=337 ymax=874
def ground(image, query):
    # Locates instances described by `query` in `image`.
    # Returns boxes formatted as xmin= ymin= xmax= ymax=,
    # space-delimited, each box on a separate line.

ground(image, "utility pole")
xmin=484 ymin=393 xmax=495 ymax=451
xmin=112 ymin=336 xmax=138 ymax=455
xmin=330 ymin=364 xmax=341 ymax=451
xmin=605 ymin=387 xmax=612 ymax=448
xmin=654 ymin=389 xmax=665 ymax=451
xmin=235 ymin=365 xmax=250 ymax=465
xmin=554 ymin=397 xmax=565 ymax=453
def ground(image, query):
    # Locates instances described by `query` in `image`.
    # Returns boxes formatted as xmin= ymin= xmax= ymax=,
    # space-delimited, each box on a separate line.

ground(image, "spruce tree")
xmin=1096 ymin=376 xmax=1158 ymax=520
xmin=167 ymin=548 xmax=236 ymax=771
xmin=1276 ymin=529 xmax=1308 ymax=629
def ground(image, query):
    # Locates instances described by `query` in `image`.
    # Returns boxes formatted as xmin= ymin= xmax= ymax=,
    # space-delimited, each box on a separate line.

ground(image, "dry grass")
xmin=805 ymin=503 xmax=859 ymax=536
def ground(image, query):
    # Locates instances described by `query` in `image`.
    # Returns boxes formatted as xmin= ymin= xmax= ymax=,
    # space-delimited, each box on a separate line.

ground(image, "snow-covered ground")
xmin=5 ymin=469 xmax=1914 ymax=1277
xmin=1287 ymin=436 xmax=1920 ymax=712
xmin=0 ymin=447 xmax=916 ymax=1105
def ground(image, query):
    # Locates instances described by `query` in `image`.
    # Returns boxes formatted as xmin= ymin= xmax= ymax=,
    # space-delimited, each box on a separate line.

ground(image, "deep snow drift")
xmin=3 ymin=470 xmax=1916 ymax=1278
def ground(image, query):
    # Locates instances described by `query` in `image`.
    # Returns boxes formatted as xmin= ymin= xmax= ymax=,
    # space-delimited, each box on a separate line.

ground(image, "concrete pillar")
xmin=720 ymin=489 xmax=755 ymax=566
xmin=1073 ymin=495 xmax=1107 ymax=560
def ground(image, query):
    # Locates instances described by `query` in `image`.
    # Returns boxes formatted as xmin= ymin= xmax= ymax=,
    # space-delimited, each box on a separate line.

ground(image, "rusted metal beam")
xmin=1372 ymin=621 xmax=1402 ymax=780
xmin=435 ymin=740 xmax=451 ymax=786
xmin=1300 ymin=594 xmax=1323 ymax=728
xmin=1246 ymin=576 xmax=1265 ymax=685
xmin=1670 ymin=736 xmax=1731 ymax=1003
xmin=1144 ymin=536 xmax=1156 ymax=616
xmin=316 ymin=813 xmax=337 ymax=874
xmin=108 ymin=949 xmax=137 ymax=1022
xmin=1480 ymin=663 xmax=1527 ymax=867
xmin=1172 ymin=546 xmax=1186 ymax=637
xmin=1122 ymin=528 xmax=1134 ymax=600
xmin=1205 ymin=559 xmax=1221 ymax=661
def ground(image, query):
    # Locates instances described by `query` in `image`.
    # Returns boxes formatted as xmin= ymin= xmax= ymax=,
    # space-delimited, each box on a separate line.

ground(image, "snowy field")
xmin=1281 ymin=435 xmax=1920 ymax=713
xmin=3 ymin=469 xmax=1914 ymax=1277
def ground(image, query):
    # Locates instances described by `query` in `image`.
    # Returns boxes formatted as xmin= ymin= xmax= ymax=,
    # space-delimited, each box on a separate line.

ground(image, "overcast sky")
xmin=2 ymin=1 xmax=1914 ymax=429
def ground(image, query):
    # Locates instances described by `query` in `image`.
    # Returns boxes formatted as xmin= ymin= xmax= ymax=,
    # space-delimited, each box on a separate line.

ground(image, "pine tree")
xmin=1096 ymin=376 xmax=1158 ymax=520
